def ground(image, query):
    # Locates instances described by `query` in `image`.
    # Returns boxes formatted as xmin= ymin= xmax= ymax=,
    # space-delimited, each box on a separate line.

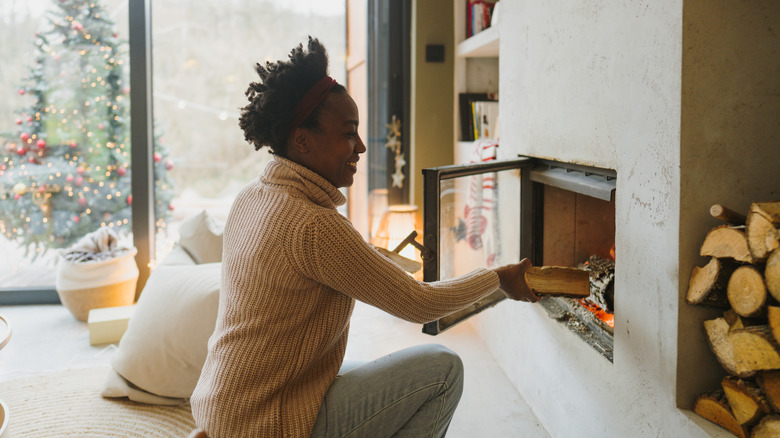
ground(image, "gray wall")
xmin=470 ymin=1 xmax=780 ymax=437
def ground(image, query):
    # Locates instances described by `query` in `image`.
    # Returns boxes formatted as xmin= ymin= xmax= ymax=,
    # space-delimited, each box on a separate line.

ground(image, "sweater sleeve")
xmin=289 ymin=210 xmax=500 ymax=324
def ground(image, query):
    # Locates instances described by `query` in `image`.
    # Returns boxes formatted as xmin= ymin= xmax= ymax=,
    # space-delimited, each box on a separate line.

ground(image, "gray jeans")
xmin=309 ymin=344 xmax=464 ymax=438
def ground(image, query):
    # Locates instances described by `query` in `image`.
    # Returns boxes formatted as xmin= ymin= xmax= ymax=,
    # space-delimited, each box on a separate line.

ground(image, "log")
xmin=730 ymin=325 xmax=780 ymax=375
xmin=693 ymin=391 xmax=748 ymax=438
xmin=728 ymin=266 xmax=768 ymax=318
xmin=701 ymin=225 xmax=756 ymax=264
xmin=768 ymin=306 xmax=780 ymax=347
xmin=752 ymin=415 xmax=780 ymax=438
xmin=724 ymin=309 xmax=764 ymax=332
xmin=687 ymin=257 xmax=738 ymax=307
xmin=721 ymin=376 xmax=771 ymax=427
xmin=746 ymin=202 xmax=780 ymax=262
xmin=757 ymin=370 xmax=780 ymax=412
xmin=711 ymin=204 xmax=747 ymax=226
xmin=705 ymin=317 xmax=755 ymax=378
xmin=524 ymin=266 xmax=590 ymax=298
xmin=766 ymin=249 xmax=780 ymax=303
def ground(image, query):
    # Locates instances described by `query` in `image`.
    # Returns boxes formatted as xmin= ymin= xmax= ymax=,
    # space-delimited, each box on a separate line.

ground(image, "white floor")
xmin=0 ymin=301 xmax=549 ymax=438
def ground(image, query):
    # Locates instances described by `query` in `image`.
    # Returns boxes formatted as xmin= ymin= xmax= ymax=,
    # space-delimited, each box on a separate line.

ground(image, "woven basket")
xmin=56 ymin=249 xmax=139 ymax=321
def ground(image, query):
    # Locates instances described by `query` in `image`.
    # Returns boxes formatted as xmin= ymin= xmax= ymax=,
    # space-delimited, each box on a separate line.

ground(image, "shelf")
xmin=457 ymin=26 xmax=499 ymax=58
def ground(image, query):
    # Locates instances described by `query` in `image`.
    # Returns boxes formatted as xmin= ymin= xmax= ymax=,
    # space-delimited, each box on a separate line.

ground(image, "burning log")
xmin=721 ymin=376 xmax=771 ymax=428
xmin=700 ymin=225 xmax=756 ymax=264
xmin=711 ymin=204 xmax=747 ymax=226
xmin=746 ymin=202 xmax=780 ymax=262
xmin=693 ymin=391 xmax=748 ymax=438
xmin=728 ymin=266 xmax=769 ymax=318
xmin=752 ymin=415 xmax=780 ymax=438
xmin=687 ymin=257 xmax=738 ymax=307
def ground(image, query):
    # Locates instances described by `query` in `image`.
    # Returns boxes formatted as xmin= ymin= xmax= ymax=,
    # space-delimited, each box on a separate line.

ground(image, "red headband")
xmin=288 ymin=76 xmax=337 ymax=136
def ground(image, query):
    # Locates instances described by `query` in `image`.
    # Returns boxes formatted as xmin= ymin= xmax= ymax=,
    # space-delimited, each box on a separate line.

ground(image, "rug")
xmin=0 ymin=367 xmax=195 ymax=437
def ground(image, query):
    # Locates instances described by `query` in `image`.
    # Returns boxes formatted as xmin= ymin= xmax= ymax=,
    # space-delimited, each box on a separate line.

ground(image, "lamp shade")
xmin=373 ymin=204 xmax=422 ymax=262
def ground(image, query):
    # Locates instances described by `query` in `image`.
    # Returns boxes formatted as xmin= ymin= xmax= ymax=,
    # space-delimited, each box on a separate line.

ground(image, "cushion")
xmin=158 ymin=243 xmax=197 ymax=266
xmin=177 ymin=210 xmax=224 ymax=264
xmin=105 ymin=262 xmax=221 ymax=401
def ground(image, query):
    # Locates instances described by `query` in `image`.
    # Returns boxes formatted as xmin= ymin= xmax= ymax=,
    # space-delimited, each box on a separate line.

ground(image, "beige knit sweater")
xmin=190 ymin=157 xmax=500 ymax=437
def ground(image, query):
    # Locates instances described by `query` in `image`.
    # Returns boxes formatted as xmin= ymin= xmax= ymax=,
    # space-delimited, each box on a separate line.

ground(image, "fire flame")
xmin=577 ymin=299 xmax=614 ymax=328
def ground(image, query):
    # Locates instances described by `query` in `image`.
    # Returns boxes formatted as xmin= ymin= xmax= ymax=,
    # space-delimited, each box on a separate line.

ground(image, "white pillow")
xmin=158 ymin=243 xmax=196 ymax=266
xmin=107 ymin=262 xmax=221 ymax=400
xmin=177 ymin=210 xmax=224 ymax=264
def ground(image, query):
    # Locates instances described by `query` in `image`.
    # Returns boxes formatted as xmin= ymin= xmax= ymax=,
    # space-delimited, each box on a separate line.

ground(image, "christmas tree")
xmin=0 ymin=0 xmax=174 ymax=257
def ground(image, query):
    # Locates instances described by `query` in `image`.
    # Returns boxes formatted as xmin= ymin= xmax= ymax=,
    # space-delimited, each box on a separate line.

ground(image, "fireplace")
xmin=419 ymin=156 xmax=616 ymax=361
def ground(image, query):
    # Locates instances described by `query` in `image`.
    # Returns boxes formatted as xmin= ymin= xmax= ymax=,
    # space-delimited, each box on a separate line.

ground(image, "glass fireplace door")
xmin=421 ymin=157 xmax=535 ymax=335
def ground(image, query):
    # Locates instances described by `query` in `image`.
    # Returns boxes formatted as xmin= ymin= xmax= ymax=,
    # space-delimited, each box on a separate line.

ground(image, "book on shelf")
xmin=466 ymin=0 xmax=498 ymax=38
xmin=473 ymin=100 xmax=499 ymax=140
xmin=459 ymin=93 xmax=498 ymax=141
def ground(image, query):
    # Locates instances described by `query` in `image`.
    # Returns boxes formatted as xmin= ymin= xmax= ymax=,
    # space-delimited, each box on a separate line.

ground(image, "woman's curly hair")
xmin=239 ymin=37 xmax=345 ymax=157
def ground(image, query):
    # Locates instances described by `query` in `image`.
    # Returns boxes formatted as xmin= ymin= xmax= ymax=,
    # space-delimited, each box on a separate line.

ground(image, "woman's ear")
xmin=288 ymin=128 xmax=309 ymax=157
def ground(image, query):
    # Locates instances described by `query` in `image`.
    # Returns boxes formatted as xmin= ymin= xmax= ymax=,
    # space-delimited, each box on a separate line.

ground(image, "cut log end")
xmin=752 ymin=415 xmax=780 ymax=438
xmin=766 ymin=249 xmax=780 ymax=302
xmin=721 ymin=376 xmax=770 ymax=427
xmin=757 ymin=370 xmax=780 ymax=412
xmin=711 ymin=204 xmax=747 ymax=226
xmin=693 ymin=392 xmax=748 ymax=438
xmin=747 ymin=204 xmax=780 ymax=262
xmin=727 ymin=266 xmax=768 ymax=318
xmin=687 ymin=257 xmax=736 ymax=307
xmin=700 ymin=225 xmax=755 ymax=264
xmin=705 ymin=317 xmax=755 ymax=378
xmin=730 ymin=326 xmax=780 ymax=374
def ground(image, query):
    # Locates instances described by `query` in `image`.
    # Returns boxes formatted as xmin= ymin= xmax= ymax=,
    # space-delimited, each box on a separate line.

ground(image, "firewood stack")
xmin=687 ymin=202 xmax=780 ymax=437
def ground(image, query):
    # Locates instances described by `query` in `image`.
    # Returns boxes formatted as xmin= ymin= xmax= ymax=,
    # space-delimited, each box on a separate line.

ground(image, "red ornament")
xmin=26 ymin=116 xmax=32 ymax=122
xmin=37 ymin=139 xmax=46 ymax=149
xmin=20 ymin=132 xmax=29 ymax=142
xmin=14 ymin=194 xmax=21 ymax=200
xmin=38 ymin=186 xmax=46 ymax=193
xmin=78 ymin=197 xmax=87 ymax=207
xmin=165 ymin=160 xmax=174 ymax=170
xmin=73 ymin=22 xmax=83 ymax=31
xmin=117 ymin=167 xmax=127 ymax=176
xmin=153 ymin=152 xmax=162 ymax=162
xmin=73 ymin=215 xmax=80 ymax=223
xmin=16 ymin=147 xmax=26 ymax=156
xmin=77 ymin=167 xmax=85 ymax=175
xmin=70 ymin=141 xmax=77 ymax=148
xmin=75 ymin=176 xmax=83 ymax=186
xmin=66 ymin=175 xmax=74 ymax=183
xmin=98 ymin=123 xmax=104 ymax=130
xmin=15 ymin=118 xmax=22 ymax=125
xmin=168 ymin=204 xmax=175 ymax=211
xmin=126 ymin=195 xmax=133 ymax=205
xmin=18 ymin=89 xmax=25 ymax=96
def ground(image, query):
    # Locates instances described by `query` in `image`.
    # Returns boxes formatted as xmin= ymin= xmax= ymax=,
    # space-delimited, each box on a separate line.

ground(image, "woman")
xmin=190 ymin=37 xmax=539 ymax=438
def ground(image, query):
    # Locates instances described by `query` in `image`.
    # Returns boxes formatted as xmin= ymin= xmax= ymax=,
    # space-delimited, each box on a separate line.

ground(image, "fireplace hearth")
xmin=420 ymin=156 xmax=617 ymax=362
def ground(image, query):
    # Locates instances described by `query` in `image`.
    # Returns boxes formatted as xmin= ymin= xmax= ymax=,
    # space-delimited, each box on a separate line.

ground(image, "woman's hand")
xmin=492 ymin=258 xmax=540 ymax=303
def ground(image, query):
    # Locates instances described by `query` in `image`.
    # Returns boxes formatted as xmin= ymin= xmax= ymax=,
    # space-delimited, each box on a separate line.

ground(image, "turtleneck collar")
xmin=261 ymin=156 xmax=347 ymax=209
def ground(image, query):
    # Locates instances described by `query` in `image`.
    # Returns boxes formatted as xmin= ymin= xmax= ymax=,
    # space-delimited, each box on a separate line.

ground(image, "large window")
xmin=150 ymin=0 xmax=346 ymax=261
xmin=0 ymin=0 xmax=345 ymax=297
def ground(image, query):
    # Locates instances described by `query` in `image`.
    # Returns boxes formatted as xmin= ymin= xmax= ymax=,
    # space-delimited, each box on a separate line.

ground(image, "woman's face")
xmin=295 ymin=91 xmax=366 ymax=188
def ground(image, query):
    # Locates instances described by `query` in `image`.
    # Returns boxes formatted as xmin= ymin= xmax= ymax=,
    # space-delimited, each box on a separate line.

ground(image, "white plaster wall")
xmin=472 ymin=1 xmax=728 ymax=436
